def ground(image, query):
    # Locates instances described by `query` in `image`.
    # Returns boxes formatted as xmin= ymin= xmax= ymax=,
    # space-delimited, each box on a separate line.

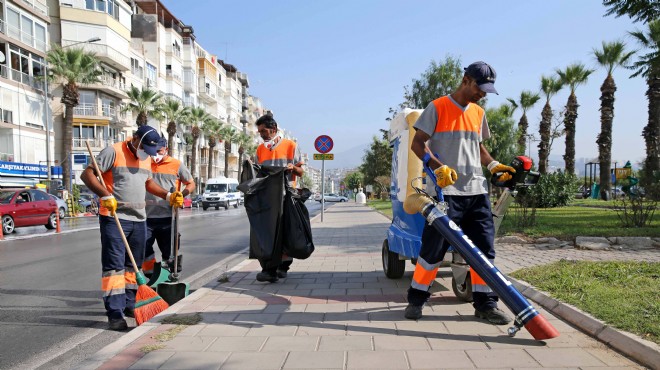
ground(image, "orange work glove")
xmin=166 ymin=191 xmax=184 ymax=208
xmin=488 ymin=161 xmax=516 ymax=182
xmin=100 ymin=195 xmax=117 ymax=215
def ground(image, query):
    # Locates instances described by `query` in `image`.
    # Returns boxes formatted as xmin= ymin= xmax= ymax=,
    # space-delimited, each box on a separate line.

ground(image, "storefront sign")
xmin=0 ymin=161 xmax=62 ymax=178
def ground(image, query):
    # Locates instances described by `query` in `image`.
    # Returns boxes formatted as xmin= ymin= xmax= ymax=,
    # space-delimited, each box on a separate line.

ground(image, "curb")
xmin=74 ymin=258 xmax=253 ymax=370
xmin=511 ymin=278 xmax=660 ymax=369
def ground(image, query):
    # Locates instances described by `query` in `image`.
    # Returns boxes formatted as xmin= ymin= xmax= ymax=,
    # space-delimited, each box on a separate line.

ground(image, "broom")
xmin=86 ymin=141 xmax=169 ymax=325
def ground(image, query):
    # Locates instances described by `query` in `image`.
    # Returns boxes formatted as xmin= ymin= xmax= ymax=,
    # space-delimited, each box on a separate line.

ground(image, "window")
xmin=131 ymin=58 xmax=143 ymax=78
xmin=95 ymin=0 xmax=106 ymax=12
xmin=31 ymin=190 xmax=50 ymax=201
xmin=145 ymin=62 xmax=156 ymax=85
xmin=7 ymin=8 xmax=20 ymax=40
xmin=35 ymin=24 xmax=46 ymax=51
xmin=21 ymin=15 xmax=33 ymax=45
xmin=85 ymin=0 xmax=94 ymax=10
xmin=0 ymin=108 xmax=13 ymax=123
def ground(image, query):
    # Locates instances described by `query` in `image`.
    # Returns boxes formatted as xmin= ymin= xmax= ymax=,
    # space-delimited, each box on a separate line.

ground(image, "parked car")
xmin=315 ymin=193 xmax=348 ymax=202
xmin=191 ymin=195 xmax=203 ymax=208
xmin=79 ymin=193 xmax=98 ymax=214
xmin=0 ymin=189 xmax=58 ymax=234
xmin=183 ymin=195 xmax=193 ymax=208
xmin=49 ymin=194 xmax=68 ymax=219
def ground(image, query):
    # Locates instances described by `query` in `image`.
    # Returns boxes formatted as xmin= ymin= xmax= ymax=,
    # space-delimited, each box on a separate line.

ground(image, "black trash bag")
xmin=282 ymin=187 xmax=314 ymax=259
xmin=238 ymin=162 xmax=287 ymax=269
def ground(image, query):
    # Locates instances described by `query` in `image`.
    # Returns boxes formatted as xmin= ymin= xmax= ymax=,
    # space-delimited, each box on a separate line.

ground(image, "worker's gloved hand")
xmin=488 ymin=161 xmax=516 ymax=182
xmin=434 ymin=165 xmax=458 ymax=188
xmin=100 ymin=195 xmax=117 ymax=215
xmin=166 ymin=191 xmax=184 ymax=208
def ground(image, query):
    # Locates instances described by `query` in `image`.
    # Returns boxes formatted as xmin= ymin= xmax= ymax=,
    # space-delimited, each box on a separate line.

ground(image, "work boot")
xmin=475 ymin=307 xmax=512 ymax=325
xmin=404 ymin=304 xmax=424 ymax=320
xmin=276 ymin=270 xmax=288 ymax=279
xmin=108 ymin=318 xmax=128 ymax=331
xmin=256 ymin=271 xmax=278 ymax=283
xmin=123 ymin=307 xmax=135 ymax=318
xmin=167 ymin=255 xmax=183 ymax=273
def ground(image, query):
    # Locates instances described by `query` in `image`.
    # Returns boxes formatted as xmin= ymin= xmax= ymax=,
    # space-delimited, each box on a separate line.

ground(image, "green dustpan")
xmin=147 ymin=263 xmax=172 ymax=288
xmin=156 ymin=204 xmax=189 ymax=305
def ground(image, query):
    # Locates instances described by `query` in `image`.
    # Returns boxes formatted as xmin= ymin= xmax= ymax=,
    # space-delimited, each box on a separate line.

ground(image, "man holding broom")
xmin=81 ymin=126 xmax=184 ymax=330
xmin=143 ymin=137 xmax=195 ymax=277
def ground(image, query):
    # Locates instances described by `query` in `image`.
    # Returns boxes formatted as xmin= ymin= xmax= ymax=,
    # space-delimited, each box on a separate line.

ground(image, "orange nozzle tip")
xmin=524 ymin=314 xmax=560 ymax=340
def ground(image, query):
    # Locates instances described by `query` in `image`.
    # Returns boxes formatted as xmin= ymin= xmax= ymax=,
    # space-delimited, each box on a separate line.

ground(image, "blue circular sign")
xmin=314 ymin=135 xmax=333 ymax=154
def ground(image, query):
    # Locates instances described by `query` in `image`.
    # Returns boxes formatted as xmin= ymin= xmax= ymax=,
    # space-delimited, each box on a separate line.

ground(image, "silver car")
xmin=49 ymin=194 xmax=68 ymax=219
xmin=316 ymin=193 xmax=348 ymax=202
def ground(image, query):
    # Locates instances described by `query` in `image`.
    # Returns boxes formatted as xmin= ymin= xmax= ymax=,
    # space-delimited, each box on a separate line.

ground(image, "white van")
xmin=202 ymin=177 xmax=241 ymax=210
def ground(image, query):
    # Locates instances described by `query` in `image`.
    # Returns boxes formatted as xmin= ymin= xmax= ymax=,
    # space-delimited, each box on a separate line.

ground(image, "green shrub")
xmin=517 ymin=171 xmax=578 ymax=208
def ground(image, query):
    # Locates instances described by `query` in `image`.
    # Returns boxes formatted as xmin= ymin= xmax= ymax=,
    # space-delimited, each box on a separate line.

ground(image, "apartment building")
xmin=0 ymin=0 xmax=58 ymax=186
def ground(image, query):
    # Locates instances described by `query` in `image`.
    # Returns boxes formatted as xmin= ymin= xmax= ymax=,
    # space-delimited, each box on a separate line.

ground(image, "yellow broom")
xmin=86 ymin=141 xmax=169 ymax=325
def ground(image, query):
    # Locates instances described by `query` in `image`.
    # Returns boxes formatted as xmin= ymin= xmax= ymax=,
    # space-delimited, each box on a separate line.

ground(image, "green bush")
xmin=517 ymin=171 xmax=578 ymax=208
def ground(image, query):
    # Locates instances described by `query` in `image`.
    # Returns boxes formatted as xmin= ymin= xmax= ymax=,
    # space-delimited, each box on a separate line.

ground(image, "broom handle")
xmin=85 ymin=141 xmax=140 ymax=273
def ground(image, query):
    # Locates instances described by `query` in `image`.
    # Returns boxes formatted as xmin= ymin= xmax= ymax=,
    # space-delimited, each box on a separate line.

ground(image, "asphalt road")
xmin=0 ymin=200 xmax=324 ymax=370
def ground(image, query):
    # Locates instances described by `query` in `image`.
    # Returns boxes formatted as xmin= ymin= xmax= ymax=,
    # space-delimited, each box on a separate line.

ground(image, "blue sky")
xmin=164 ymin=0 xmax=649 ymax=169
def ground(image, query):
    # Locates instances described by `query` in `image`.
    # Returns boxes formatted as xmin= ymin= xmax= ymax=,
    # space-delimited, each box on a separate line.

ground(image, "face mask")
xmin=152 ymin=153 xmax=165 ymax=163
xmin=264 ymin=134 xmax=280 ymax=150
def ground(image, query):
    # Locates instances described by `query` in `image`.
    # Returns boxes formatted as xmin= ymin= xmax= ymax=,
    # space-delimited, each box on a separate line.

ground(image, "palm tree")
xmin=556 ymin=63 xmax=594 ymax=175
xmin=235 ymin=132 xmax=254 ymax=180
xmin=508 ymin=91 xmax=541 ymax=155
xmin=46 ymin=46 xmax=102 ymax=192
xmin=186 ymin=107 xmax=213 ymax=184
xmin=218 ymin=126 xmax=240 ymax=178
xmin=593 ymin=41 xmax=635 ymax=200
xmin=602 ymin=0 xmax=659 ymax=24
xmin=123 ymin=85 xmax=162 ymax=127
xmin=155 ymin=98 xmax=189 ymax=157
xmin=202 ymin=119 xmax=223 ymax=180
xmin=629 ymin=19 xmax=660 ymax=182
xmin=538 ymin=76 xmax=563 ymax=174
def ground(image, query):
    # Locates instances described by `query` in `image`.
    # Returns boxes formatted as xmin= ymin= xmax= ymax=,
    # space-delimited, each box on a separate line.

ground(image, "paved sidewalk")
xmin=84 ymin=202 xmax=658 ymax=370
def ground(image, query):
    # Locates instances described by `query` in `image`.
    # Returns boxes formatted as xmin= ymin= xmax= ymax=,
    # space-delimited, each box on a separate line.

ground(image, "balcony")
xmin=198 ymin=80 xmax=217 ymax=102
xmin=72 ymin=104 xmax=129 ymax=125
xmin=165 ymin=46 xmax=182 ymax=59
xmin=22 ymin=0 xmax=49 ymax=17
xmin=0 ymin=19 xmax=47 ymax=52
xmin=0 ymin=65 xmax=45 ymax=90
xmin=165 ymin=70 xmax=182 ymax=84
xmin=62 ymin=40 xmax=131 ymax=71
xmin=73 ymin=137 xmax=115 ymax=150
xmin=83 ymin=76 xmax=128 ymax=99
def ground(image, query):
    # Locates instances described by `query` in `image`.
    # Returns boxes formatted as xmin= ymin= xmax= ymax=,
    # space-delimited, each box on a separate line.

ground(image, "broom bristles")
xmin=134 ymin=284 xmax=169 ymax=325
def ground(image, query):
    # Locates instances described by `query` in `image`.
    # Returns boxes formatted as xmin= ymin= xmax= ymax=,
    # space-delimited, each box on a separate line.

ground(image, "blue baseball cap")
xmin=156 ymin=137 xmax=168 ymax=150
xmin=465 ymin=61 xmax=498 ymax=95
xmin=135 ymin=125 xmax=160 ymax=156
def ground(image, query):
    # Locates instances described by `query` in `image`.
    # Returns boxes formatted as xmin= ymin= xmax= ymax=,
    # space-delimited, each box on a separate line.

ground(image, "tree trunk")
xmin=136 ymin=112 xmax=148 ymax=126
xmin=208 ymin=144 xmax=215 ymax=180
xmin=191 ymin=136 xmax=198 ymax=185
xmin=238 ymin=149 xmax=244 ymax=182
xmin=642 ymin=76 xmax=660 ymax=180
xmin=517 ymin=113 xmax=529 ymax=156
xmin=166 ymin=120 xmax=177 ymax=157
xmin=224 ymin=141 xmax=230 ymax=178
xmin=563 ymin=93 xmax=579 ymax=175
xmin=597 ymin=75 xmax=616 ymax=200
xmin=61 ymin=82 xmax=79 ymax=193
xmin=538 ymin=103 xmax=552 ymax=174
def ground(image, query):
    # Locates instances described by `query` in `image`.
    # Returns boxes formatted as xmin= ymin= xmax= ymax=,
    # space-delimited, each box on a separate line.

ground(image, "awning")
xmin=0 ymin=176 xmax=39 ymax=188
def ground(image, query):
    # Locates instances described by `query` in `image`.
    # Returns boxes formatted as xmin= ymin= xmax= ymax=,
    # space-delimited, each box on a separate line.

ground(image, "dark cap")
xmin=464 ymin=61 xmax=498 ymax=94
xmin=134 ymin=125 xmax=160 ymax=156
xmin=156 ymin=137 xmax=168 ymax=150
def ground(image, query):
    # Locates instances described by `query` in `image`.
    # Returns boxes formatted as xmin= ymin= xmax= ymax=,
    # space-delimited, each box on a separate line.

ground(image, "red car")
xmin=0 ymin=189 xmax=58 ymax=234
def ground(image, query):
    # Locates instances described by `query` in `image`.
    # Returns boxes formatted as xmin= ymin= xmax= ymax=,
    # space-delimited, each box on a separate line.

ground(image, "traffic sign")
xmin=313 ymin=153 xmax=334 ymax=160
xmin=314 ymin=135 xmax=333 ymax=154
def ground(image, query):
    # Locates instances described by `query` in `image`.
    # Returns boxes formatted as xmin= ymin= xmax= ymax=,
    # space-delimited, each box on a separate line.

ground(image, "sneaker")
xmin=123 ymin=307 xmax=134 ymax=318
xmin=475 ymin=307 xmax=512 ymax=325
xmin=404 ymin=304 xmax=423 ymax=320
xmin=276 ymin=270 xmax=287 ymax=279
xmin=108 ymin=318 xmax=128 ymax=331
xmin=256 ymin=271 xmax=278 ymax=283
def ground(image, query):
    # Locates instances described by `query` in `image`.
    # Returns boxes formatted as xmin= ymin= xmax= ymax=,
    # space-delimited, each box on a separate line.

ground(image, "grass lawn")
xmin=510 ymin=260 xmax=660 ymax=345
xmin=499 ymin=205 xmax=660 ymax=239
xmin=367 ymin=199 xmax=392 ymax=218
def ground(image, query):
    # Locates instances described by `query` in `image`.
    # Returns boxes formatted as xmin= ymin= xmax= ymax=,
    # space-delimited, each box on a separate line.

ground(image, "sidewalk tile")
xmin=201 ymin=312 xmax=239 ymax=323
xmin=406 ymin=349 xmax=473 ymax=369
xmin=233 ymin=313 xmax=280 ymax=324
xmin=346 ymin=350 xmax=408 ymax=369
xmin=246 ymin=324 xmax=297 ymax=336
xmin=310 ymin=288 xmax=346 ymax=296
xmin=319 ymin=336 xmax=373 ymax=351
xmin=261 ymin=336 xmax=319 ymax=351
xmin=296 ymin=323 xmax=347 ymax=336
xmin=346 ymin=321 xmax=397 ymax=336
xmin=220 ymin=352 xmax=286 ymax=369
xmin=263 ymin=304 xmax=307 ymax=313
xmin=305 ymin=303 xmax=347 ymax=313
xmin=283 ymin=351 xmax=344 ymax=369
xmin=427 ymin=336 xmax=488 ymax=350
xmin=583 ymin=347 xmax=643 ymax=366
xmin=127 ymin=351 xmax=174 ymax=369
xmin=526 ymin=347 xmax=607 ymax=367
xmin=443 ymin=321 xmax=505 ymax=335
xmin=324 ymin=312 xmax=369 ymax=323
xmin=373 ymin=335 xmax=431 ymax=350
xmin=277 ymin=312 xmax=324 ymax=324
xmin=396 ymin=321 xmax=449 ymax=337
xmin=160 ymin=351 xmax=227 ymax=370
xmin=197 ymin=323 xmax=251 ymax=337
xmin=163 ymin=336 xmax=217 ymax=351
xmin=466 ymin=348 xmax=540 ymax=368
xmin=206 ymin=336 xmax=267 ymax=352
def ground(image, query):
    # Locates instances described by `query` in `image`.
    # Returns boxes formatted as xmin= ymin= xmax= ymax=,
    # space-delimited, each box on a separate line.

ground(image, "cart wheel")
xmin=382 ymin=239 xmax=405 ymax=279
xmin=452 ymin=272 xmax=473 ymax=302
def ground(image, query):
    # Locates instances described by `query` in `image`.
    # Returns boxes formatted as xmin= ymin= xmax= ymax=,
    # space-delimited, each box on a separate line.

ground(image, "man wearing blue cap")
xmin=143 ymin=137 xmax=195 ymax=277
xmin=80 ymin=126 xmax=185 ymax=330
xmin=404 ymin=61 xmax=517 ymax=325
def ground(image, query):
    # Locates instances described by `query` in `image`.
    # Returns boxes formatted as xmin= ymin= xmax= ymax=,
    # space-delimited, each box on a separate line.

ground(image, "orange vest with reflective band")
xmin=99 ymin=142 xmax=152 ymax=220
xmin=256 ymin=138 xmax=299 ymax=187
xmin=432 ymin=96 xmax=484 ymax=135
